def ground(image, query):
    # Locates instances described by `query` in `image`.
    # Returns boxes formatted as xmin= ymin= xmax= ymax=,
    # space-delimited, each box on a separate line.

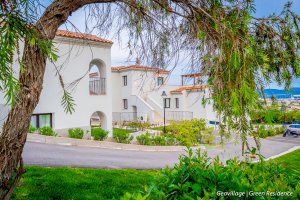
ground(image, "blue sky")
xmin=254 ymin=0 xmax=300 ymax=88
xmin=61 ymin=0 xmax=300 ymax=88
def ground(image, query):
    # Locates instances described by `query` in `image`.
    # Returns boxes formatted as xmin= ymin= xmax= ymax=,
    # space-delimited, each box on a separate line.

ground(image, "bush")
xmin=150 ymin=126 xmax=172 ymax=132
xmin=28 ymin=124 xmax=37 ymax=133
xmin=39 ymin=126 xmax=55 ymax=136
xmin=167 ymin=119 xmax=214 ymax=146
xmin=68 ymin=128 xmax=84 ymax=139
xmin=113 ymin=128 xmax=133 ymax=143
xmin=252 ymin=125 xmax=284 ymax=138
xmin=122 ymin=149 xmax=300 ymax=199
xmin=126 ymin=121 xmax=151 ymax=131
xmin=91 ymin=127 xmax=108 ymax=141
xmin=136 ymin=132 xmax=152 ymax=145
xmin=136 ymin=132 xmax=177 ymax=146
xmin=251 ymin=107 xmax=300 ymax=124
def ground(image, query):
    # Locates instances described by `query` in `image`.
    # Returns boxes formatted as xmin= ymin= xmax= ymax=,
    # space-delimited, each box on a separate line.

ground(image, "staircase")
xmin=142 ymin=96 xmax=164 ymax=124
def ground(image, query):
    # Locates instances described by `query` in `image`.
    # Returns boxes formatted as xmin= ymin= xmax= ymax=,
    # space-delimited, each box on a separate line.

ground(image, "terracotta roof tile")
xmin=170 ymin=85 xmax=207 ymax=93
xmin=89 ymin=72 xmax=99 ymax=78
xmin=111 ymin=65 xmax=169 ymax=73
xmin=56 ymin=30 xmax=113 ymax=44
xmin=181 ymin=73 xmax=205 ymax=77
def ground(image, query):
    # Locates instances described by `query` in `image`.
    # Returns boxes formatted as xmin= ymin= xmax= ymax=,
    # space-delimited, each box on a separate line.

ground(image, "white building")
xmin=1 ymin=30 xmax=217 ymax=137
xmin=1 ymin=30 xmax=113 ymax=136
xmin=111 ymin=65 xmax=217 ymax=125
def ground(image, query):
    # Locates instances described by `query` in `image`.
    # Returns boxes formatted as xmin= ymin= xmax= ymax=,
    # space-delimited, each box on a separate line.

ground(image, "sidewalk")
xmin=27 ymin=134 xmax=205 ymax=152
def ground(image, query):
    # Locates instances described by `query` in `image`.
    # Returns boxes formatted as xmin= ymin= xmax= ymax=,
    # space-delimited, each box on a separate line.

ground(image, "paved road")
xmin=23 ymin=142 xmax=183 ymax=169
xmin=23 ymin=135 xmax=299 ymax=169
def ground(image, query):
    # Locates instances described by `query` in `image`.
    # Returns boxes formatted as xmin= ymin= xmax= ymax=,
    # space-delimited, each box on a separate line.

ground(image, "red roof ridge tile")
xmin=56 ymin=30 xmax=113 ymax=44
xmin=111 ymin=65 xmax=169 ymax=73
xmin=170 ymin=85 xmax=207 ymax=93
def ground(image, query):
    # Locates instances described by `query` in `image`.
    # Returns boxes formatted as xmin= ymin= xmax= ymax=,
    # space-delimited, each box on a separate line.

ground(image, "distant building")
xmin=111 ymin=65 xmax=217 ymax=125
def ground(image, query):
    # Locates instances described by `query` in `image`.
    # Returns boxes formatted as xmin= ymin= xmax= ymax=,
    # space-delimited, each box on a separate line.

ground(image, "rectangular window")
xmin=175 ymin=98 xmax=179 ymax=108
xmin=157 ymin=77 xmax=164 ymax=86
xmin=164 ymin=98 xmax=171 ymax=108
xmin=122 ymin=75 xmax=127 ymax=86
xmin=209 ymin=121 xmax=219 ymax=125
xmin=123 ymin=99 xmax=128 ymax=109
xmin=31 ymin=113 xmax=52 ymax=128
xmin=30 ymin=115 xmax=37 ymax=128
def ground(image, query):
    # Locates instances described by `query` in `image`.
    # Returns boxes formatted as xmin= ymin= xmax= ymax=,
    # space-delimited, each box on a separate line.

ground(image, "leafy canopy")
xmin=1 ymin=0 xmax=300 ymax=143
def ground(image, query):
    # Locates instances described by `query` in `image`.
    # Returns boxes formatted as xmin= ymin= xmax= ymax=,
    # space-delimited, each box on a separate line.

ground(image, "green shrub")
xmin=251 ymin=106 xmax=300 ymax=124
xmin=126 ymin=121 xmax=151 ymax=131
xmin=136 ymin=133 xmax=152 ymax=145
xmin=39 ymin=126 xmax=55 ymax=136
xmin=253 ymin=125 xmax=284 ymax=138
xmin=122 ymin=149 xmax=300 ymax=199
xmin=113 ymin=129 xmax=133 ymax=143
xmin=150 ymin=126 xmax=172 ymax=132
xmin=68 ymin=128 xmax=84 ymax=139
xmin=91 ymin=128 xmax=108 ymax=141
xmin=136 ymin=132 xmax=177 ymax=146
xmin=167 ymin=119 xmax=214 ymax=146
xmin=28 ymin=124 xmax=37 ymax=133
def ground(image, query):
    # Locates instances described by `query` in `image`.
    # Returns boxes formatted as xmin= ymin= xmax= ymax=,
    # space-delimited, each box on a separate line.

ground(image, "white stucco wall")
xmin=111 ymin=68 xmax=217 ymax=124
xmin=32 ymin=37 xmax=113 ymax=135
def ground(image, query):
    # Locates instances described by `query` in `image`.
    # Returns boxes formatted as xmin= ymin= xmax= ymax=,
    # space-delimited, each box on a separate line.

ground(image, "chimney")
xmin=135 ymin=57 xmax=141 ymax=65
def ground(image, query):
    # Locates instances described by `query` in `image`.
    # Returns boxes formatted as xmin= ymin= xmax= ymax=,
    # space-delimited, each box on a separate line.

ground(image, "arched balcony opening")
xmin=89 ymin=59 xmax=106 ymax=95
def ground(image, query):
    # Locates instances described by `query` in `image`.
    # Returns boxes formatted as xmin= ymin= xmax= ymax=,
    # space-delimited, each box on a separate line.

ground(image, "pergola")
xmin=181 ymin=73 xmax=205 ymax=86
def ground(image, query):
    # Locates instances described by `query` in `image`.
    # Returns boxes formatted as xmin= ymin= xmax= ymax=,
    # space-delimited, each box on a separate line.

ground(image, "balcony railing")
xmin=166 ymin=111 xmax=193 ymax=121
xmin=89 ymin=77 xmax=106 ymax=95
xmin=113 ymin=112 xmax=138 ymax=122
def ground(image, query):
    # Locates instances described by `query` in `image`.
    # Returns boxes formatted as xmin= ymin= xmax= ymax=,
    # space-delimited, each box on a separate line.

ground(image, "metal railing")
xmin=89 ymin=77 xmax=106 ymax=95
xmin=166 ymin=111 xmax=193 ymax=121
xmin=113 ymin=112 xmax=138 ymax=122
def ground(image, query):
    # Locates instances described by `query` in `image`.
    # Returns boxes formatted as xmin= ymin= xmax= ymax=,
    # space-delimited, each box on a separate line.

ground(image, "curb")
xmin=265 ymin=146 xmax=300 ymax=161
xmin=26 ymin=135 xmax=206 ymax=152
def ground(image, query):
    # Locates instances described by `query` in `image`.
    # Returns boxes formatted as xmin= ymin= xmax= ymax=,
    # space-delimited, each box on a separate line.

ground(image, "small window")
xmin=209 ymin=121 xmax=219 ymax=125
xmin=122 ymin=75 xmax=127 ymax=86
xmin=175 ymin=98 xmax=179 ymax=108
xmin=31 ymin=113 xmax=52 ymax=128
xmin=157 ymin=77 xmax=164 ymax=86
xmin=123 ymin=99 xmax=128 ymax=109
xmin=164 ymin=98 xmax=171 ymax=108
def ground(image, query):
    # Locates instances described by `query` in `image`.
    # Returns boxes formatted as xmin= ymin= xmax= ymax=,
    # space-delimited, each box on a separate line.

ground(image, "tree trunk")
xmin=0 ymin=0 xmax=116 ymax=199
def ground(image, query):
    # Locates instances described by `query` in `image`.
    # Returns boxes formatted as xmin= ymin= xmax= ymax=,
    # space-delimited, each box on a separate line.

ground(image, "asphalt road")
xmin=23 ymin=135 xmax=299 ymax=169
xmin=23 ymin=142 xmax=184 ymax=169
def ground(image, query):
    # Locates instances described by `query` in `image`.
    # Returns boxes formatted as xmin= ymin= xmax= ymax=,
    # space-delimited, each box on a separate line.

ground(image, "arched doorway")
xmin=90 ymin=111 xmax=107 ymax=130
xmin=89 ymin=59 xmax=106 ymax=95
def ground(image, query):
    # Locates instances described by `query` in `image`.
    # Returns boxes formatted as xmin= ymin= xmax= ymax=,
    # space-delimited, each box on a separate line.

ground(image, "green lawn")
xmin=113 ymin=128 xmax=135 ymax=133
xmin=12 ymin=149 xmax=300 ymax=199
xmin=12 ymin=167 xmax=156 ymax=200
xmin=273 ymin=149 xmax=300 ymax=173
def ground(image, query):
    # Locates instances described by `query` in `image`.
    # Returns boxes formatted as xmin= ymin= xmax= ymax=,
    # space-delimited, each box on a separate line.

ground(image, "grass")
xmin=273 ymin=149 xmax=300 ymax=173
xmin=113 ymin=128 xmax=134 ymax=133
xmin=12 ymin=150 xmax=300 ymax=199
xmin=12 ymin=167 xmax=156 ymax=200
